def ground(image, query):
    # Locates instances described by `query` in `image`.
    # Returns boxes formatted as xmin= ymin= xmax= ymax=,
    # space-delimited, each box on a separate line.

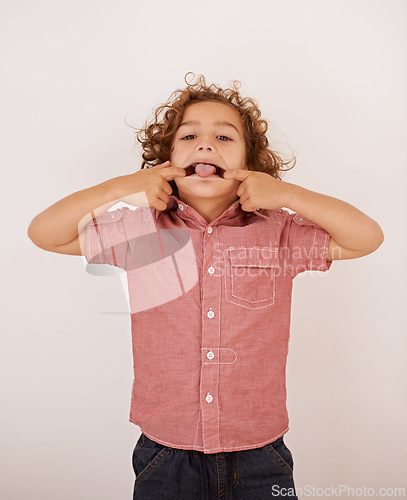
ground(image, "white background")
xmin=1 ymin=0 xmax=406 ymax=498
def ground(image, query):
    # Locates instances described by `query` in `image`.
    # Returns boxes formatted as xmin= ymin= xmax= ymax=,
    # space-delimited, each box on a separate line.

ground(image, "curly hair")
xmin=130 ymin=72 xmax=296 ymax=196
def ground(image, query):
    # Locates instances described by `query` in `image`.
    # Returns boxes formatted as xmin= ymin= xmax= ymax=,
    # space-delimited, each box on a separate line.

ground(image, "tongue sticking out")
xmin=195 ymin=163 xmax=216 ymax=178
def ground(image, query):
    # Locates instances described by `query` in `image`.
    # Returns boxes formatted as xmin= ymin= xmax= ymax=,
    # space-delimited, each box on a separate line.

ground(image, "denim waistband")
xmin=142 ymin=434 xmax=237 ymax=499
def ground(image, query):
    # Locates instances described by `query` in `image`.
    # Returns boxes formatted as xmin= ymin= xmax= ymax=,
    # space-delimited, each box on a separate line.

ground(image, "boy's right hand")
xmin=113 ymin=161 xmax=186 ymax=211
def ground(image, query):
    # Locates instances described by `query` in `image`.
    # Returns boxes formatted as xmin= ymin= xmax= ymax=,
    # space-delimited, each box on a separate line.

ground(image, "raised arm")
xmin=27 ymin=177 xmax=124 ymax=255
xmin=282 ymin=183 xmax=384 ymax=260
xmin=222 ymin=169 xmax=384 ymax=261
xmin=27 ymin=161 xmax=186 ymax=255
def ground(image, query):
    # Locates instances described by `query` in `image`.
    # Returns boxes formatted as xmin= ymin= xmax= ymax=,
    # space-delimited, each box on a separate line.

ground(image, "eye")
xmin=180 ymin=134 xmax=232 ymax=141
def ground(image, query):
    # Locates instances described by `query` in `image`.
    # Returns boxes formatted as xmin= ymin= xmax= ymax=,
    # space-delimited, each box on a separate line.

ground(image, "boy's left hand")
xmin=223 ymin=169 xmax=291 ymax=211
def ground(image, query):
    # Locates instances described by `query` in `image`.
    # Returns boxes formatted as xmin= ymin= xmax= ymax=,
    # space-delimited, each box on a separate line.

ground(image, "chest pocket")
xmin=224 ymin=246 xmax=279 ymax=310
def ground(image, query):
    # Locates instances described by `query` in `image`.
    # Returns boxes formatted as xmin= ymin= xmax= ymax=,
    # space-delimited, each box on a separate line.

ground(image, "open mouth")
xmin=184 ymin=163 xmax=226 ymax=178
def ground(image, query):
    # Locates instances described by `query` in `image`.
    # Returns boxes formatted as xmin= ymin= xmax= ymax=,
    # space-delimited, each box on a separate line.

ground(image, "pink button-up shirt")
xmin=85 ymin=194 xmax=332 ymax=454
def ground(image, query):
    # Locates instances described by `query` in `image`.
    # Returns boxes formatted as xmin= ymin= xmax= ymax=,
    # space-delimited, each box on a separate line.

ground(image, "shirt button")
xmin=207 ymin=227 xmax=213 ymax=234
xmin=207 ymin=309 xmax=215 ymax=319
xmin=206 ymin=393 xmax=213 ymax=403
xmin=207 ymin=350 xmax=215 ymax=360
xmin=208 ymin=266 xmax=215 ymax=275
xmin=178 ymin=204 xmax=184 ymax=211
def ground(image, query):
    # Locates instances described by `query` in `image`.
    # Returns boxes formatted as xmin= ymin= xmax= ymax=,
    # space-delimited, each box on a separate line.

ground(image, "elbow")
xmin=369 ymin=224 xmax=385 ymax=253
xmin=357 ymin=224 xmax=384 ymax=257
xmin=27 ymin=218 xmax=38 ymax=244
xmin=375 ymin=222 xmax=385 ymax=247
xmin=378 ymin=228 xmax=385 ymax=247
xmin=27 ymin=217 xmax=49 ymax=250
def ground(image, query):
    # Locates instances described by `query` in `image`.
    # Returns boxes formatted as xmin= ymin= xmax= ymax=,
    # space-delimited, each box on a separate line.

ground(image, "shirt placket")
xmin=200 ymin=223 xmax=222 ymax=452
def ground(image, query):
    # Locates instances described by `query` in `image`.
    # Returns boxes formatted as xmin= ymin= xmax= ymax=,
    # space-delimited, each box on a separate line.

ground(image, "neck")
xmin=176 ymin=191 xmax=239 ymax=224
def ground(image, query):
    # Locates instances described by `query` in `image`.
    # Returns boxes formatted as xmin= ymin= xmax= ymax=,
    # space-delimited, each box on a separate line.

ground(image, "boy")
xmin=27 ymin=74 xmax=384 ymax=499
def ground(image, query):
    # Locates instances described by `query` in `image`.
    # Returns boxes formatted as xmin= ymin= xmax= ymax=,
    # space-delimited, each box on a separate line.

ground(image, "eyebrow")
xmin=177 ymin=120 xmax=241 ymax=135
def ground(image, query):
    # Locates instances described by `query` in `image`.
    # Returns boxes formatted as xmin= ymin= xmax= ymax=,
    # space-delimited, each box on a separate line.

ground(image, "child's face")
xmin=170 ymin=101 xmax=247 ymax=203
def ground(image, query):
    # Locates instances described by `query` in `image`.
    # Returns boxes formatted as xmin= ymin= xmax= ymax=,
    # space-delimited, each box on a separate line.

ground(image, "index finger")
xmin=159 ymin=166 xmax=187 ymax=181
xmin=223 ymin=169 xmax=252 ymax=181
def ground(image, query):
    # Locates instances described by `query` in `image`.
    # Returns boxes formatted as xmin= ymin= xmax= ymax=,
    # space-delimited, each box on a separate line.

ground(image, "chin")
xmin=183 ymin=186 xmax=235 ymax=200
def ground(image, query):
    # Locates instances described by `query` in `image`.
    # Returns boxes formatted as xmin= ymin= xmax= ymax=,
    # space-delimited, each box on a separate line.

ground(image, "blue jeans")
xmin=132 ymin=433 xmax=298 ymax=499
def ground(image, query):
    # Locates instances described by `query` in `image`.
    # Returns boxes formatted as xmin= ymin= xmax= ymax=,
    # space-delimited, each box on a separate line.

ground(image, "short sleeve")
xmin=280 ymin=212 xmax=332 ymax=279
xmin=85 ymin=206 xmax=153 ymax=269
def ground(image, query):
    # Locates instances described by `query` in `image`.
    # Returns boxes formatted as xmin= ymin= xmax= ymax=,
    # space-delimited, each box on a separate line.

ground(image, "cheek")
xmin=239 ymin=155 xmax=248 ymax=169
xmin=170 ymin=144 xmax=184 ymax=161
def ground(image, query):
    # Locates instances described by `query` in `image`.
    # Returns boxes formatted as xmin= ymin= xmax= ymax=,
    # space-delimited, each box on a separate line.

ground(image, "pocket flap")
xmin=228 ymin=246 xmax=279 ymax=268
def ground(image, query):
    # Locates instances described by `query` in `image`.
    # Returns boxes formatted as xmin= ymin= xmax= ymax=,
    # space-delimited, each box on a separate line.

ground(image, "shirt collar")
xmin=153 ymin=194 xmax=268 ymax=222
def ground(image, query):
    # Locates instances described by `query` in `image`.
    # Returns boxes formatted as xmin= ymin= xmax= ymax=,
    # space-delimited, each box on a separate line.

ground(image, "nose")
xmin=197 ymin=136 xmax=215 ymax=151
